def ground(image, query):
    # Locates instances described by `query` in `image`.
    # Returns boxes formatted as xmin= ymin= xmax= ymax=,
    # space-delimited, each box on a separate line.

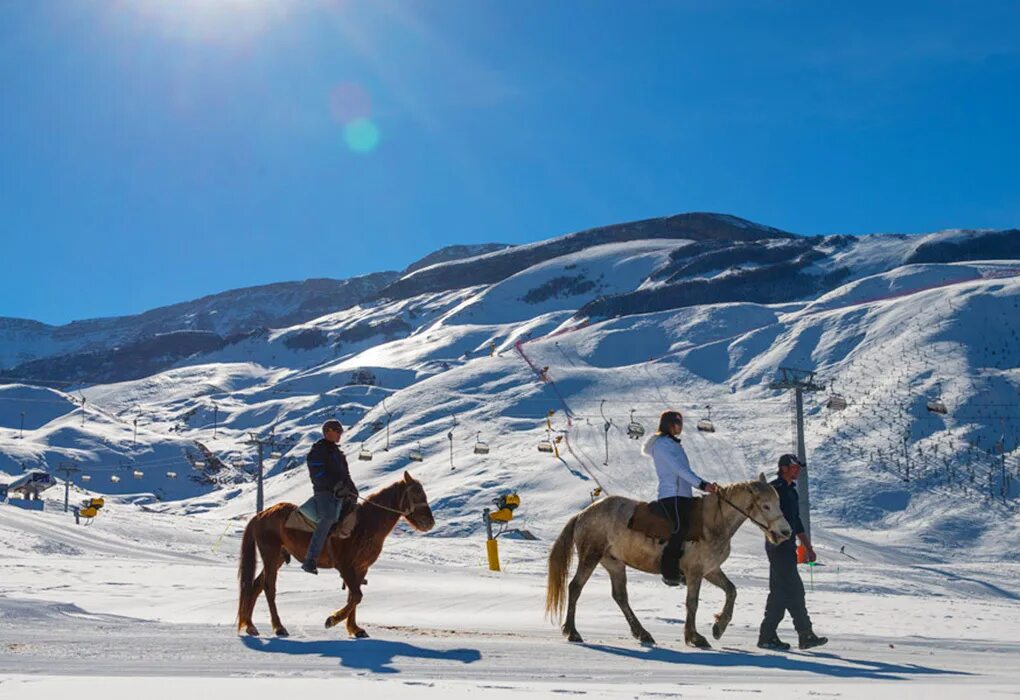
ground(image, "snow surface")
xmin=2 ymin=233 xmax=1020 ymax=697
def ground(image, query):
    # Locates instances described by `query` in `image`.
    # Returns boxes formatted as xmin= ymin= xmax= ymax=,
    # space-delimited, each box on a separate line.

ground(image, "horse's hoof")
xmin=244 ymin=624 xmax=260 ymax=637
xmin=352 ymin=629 xmax=369 ymax=639
xmin=566 ymin=631 xmax=584 ymax=643
xmin=274 ymin=627 xmax=289 ymax=638
xmin=686 ymin=637 xmax=711 ymax=649
xmin=324 ymin=617 xmax=337 ymax=630
xmin=712 ymin=622 xmax=724 ymax=640
xmin=638 ymin=632 xmax=656 ymax=646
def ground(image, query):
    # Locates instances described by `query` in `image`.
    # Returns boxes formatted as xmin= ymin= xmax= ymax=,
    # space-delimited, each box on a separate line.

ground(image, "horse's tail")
xmin=236 ymin=515 xmax=259 ymax=631
xmin=545 ymin=513 xmax=578 ymax=623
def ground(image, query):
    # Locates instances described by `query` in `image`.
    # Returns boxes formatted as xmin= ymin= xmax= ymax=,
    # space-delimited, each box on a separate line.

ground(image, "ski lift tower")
xmin=245 ymin=430 xmax=285 ymax=513
xmin=769 ymin=367 xmax=824 ymax=540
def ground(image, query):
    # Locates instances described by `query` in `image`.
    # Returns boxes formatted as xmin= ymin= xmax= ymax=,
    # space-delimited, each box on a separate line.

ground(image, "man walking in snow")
xmin=302 ymin=419 xmax=358 ymax=575
xmin=757 ymin=454 xmax=828 ymax=650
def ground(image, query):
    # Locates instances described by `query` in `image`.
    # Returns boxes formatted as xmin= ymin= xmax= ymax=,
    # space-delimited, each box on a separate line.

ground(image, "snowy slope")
xmin=2 ymin=217 xmax=1020 ymax=696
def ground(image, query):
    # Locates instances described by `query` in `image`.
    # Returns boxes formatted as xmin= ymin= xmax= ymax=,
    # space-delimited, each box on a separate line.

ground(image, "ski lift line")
xmin=561 ymin=428 xmax=609 ymax=495
xmin=513 ymin=341 xmax=576 ymax=421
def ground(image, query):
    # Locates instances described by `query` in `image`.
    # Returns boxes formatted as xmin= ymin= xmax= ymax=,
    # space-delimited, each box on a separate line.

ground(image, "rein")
xmin=716 ymin=489 xmax=776 ymax=534
xmin=356 ymin=486 xmax=428 ymax=518
xmin=356 ymin=492 xmax=410 ymax=516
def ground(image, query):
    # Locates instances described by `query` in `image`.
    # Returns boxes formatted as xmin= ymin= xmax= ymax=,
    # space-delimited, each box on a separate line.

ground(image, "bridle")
xmin=357 ymin=485 xmax=429 ymax=520
xmin=717 ymin=487 xmax=785 ymax=538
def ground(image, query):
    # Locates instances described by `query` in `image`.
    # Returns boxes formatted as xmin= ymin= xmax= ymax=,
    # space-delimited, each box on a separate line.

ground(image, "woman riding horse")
xmin=643 ymin=410 xmax=719 ymax=586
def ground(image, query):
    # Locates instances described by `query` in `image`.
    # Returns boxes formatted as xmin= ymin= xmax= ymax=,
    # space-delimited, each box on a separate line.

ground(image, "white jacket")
xmin=643 ymin=434 xmax=707 ymax=500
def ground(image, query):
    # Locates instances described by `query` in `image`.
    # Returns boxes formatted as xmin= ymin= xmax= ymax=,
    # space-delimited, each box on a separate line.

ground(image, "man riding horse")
xmin=302 ymin=419 xmax=359 ymax=575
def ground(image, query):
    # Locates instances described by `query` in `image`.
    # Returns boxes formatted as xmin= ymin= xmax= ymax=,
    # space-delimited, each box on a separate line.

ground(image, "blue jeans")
xmin=306 ymin=491 xmax=343 ymax=563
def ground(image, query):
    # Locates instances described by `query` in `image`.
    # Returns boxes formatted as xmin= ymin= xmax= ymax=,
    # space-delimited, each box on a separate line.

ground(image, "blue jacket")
xmin=768 ymin=476 xmax=804 ymax=549
xmin=306 ymin=439 xmax=358 ymax=496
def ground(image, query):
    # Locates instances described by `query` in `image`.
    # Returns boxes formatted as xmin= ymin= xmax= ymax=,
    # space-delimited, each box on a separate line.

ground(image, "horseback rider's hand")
xmin=805 ymin=546 xmax=817 ymax=563
xmin=704 ymin=482 xmax=720 ymax=493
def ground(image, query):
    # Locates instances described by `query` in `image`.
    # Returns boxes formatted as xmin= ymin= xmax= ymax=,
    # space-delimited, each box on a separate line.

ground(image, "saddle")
xmin=284 ymin=497 xmax=358 ymax=539
xmin=627 ymin=498 xmax=705 ymax=543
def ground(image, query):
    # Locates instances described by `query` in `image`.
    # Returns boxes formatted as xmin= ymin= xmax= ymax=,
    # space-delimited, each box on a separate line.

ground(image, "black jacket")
xmin=768 ymin=476 xmax=805 ymax=549
xmin=306 ymin=439 xmax=358 ymax=496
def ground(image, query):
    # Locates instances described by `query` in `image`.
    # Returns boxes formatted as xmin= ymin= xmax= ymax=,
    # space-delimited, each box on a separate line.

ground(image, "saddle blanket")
xmin=627 ymin=498 xmax=705 ymax=542
xmin=284 ymin=497 xmax=358 ymax=538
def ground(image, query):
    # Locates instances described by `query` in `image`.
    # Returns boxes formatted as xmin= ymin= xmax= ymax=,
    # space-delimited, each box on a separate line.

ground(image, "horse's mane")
xmin=717 ymin=478 xmax=772 ymax=500
xmin=355 ymin=478 xmax=407 ymax=530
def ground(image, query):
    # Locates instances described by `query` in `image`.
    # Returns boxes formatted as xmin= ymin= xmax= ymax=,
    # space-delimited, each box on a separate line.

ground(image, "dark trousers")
xmin=760 ymin=542 xmax=813 ymax=636
xmin=306 ymin=491 xmax=343 ymax=563
xmin=656 ymin=496 xmax=692 ymax=577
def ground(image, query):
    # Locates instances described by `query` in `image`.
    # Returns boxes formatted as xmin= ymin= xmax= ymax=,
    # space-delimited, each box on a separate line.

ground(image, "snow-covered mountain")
xmin=2 ymin=213 xmax=1019 ymax=558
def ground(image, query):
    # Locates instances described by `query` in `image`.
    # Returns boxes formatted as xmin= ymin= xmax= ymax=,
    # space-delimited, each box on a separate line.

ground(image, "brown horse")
xmin=236 ymin=471 xmax=435 ymax=639
xmin=546 ymin=475 xmax=791 ymax=648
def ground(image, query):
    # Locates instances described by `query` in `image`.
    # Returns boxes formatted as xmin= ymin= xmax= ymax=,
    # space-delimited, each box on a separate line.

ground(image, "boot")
xmin=757 ymin=632 xmax=791 ymax=651
xmin=798 ymin=630 xmax=828 ymax=650
xmin=301 ymin=558 xmax=319 ymax=575
xmin=660 ymin=545 xmax=685 ymax=587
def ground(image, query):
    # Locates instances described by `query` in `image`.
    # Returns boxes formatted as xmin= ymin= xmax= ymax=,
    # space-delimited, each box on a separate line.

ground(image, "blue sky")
xmin=1 ymin=0 xmax=1018 ymax=325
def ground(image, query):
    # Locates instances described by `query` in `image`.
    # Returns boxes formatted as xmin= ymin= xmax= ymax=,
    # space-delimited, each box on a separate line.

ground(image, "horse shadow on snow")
xmin=240 ymin=636 xmax=481 ymax=674
xmin=583 ymin=643 xmax=971 ymax=682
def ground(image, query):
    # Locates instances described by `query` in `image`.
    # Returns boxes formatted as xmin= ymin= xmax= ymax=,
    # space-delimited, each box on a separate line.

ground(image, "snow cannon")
xmin=74 ymin=497 xmax=105 ymax=525
xmin=488 ymin=493 xmax=520 ymax=523
xmin=483 ymin=493 xmax=532 ymax=572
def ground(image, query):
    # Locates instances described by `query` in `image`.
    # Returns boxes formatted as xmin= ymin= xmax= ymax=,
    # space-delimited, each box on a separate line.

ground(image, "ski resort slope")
xmin=2 ymin=223 xmax=1020 ymax=698
xmin=1 ymin=494 xmax=1019 ymax=698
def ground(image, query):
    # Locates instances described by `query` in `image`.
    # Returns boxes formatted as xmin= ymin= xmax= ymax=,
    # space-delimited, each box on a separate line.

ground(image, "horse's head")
xmin=746 ymin=473 xmax=792 ymax=545
xmin=400 ymin=471 xmax=435 ymax=532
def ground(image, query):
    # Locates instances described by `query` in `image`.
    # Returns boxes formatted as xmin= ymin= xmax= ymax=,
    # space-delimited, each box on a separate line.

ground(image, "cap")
xmin=323 ymin=419 xmax=344 ymax=433
xmin=778 ymin=453 xmax=803 ymax=468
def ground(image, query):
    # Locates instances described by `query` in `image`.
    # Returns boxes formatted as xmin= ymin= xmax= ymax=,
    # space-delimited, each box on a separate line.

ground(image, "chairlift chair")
xmin=927 ymin=398 xmax=948 ymax=415
xmin=132 ymin=470 xmax=144 ymax=479
xmin=826 ymin=393 xmax=848 ymax=411
xmin=408 ymin=442 xmax=424 ymax=462
xmin=696 ymin=404 xmax=716 ymax=433
xmin=166 ymin=471 xmax=177 ymax=479
xmin=537 ymin=429 xmax=555 ymax=453
xmin=626 ymin=409 xmax=645 ymax=440
xmin=473 ymin=432 xmax=490 ymax=455
xmin=81 ymin=474 xmax=91 ymax=482
xmin=110 ymin=475 xmax=121 ymax=483
xmin=358 ymin=443 xmax=373 ymax=461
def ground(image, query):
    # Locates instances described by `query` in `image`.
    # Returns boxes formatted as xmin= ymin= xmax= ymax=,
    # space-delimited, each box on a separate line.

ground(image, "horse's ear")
xmin=758 ymin=472 xmax=767 ymax=484
xmin=404 ymin=471 xmax=414 ymax=483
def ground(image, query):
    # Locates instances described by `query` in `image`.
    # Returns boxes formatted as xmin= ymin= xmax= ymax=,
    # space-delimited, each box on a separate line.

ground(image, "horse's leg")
xmin=683 ymin=574 xmax=711 ymax=649
xmin=344 ymin=567 xmax=370 ymax=639
xmin=563 ymin=548 xmax=601 ymax=643
xmin=705 ymin=568 xmax=736 ymax=641
xmin=255 ymin=533 xmax=289 ymax=637
xmin=603 ymin=557 xmax=655 ymax=646
xmin=263 ymin=555 xmax=288 ymax=637
xmin=324 ymin=564 xmax=362 ymax=632
xmin=240 ymin=571 xmax=265 ymax=636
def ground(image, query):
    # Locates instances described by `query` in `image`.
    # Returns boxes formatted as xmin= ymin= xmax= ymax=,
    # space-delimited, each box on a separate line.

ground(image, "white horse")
xmin=546 ymin=475 xmax=791 ymax=647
